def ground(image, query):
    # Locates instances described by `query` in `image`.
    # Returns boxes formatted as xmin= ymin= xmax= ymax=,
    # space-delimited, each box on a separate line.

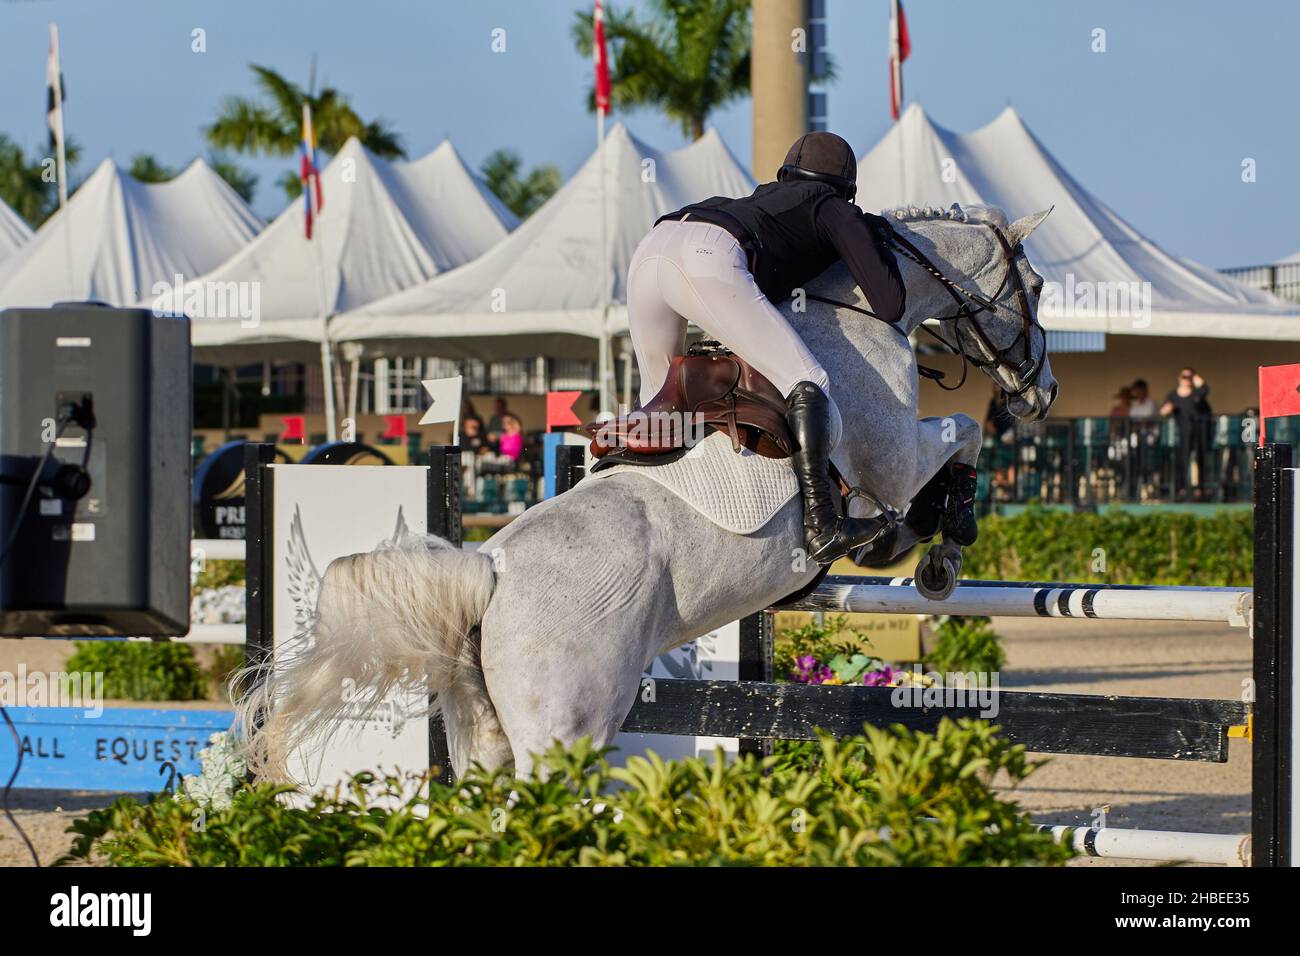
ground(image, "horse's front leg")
xmin=904 ymin=414 xmax=981 ymax=598
xmin=853 ymin=415 xmax=982 ymax=592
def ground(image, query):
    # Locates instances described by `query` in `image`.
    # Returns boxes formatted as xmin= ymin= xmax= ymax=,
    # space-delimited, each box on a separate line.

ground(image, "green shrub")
xmin=61 ymin=721 xmax=1072 ymax=867
xmin=962 ymin=507 xmax=1251 ymax=585
xmin=924 ymin=616 xmax=1006 ymax=676
xmin=64 ymin=641 xmax=206 ymax=701
xmin=773 ymin=615 xmax=869 ymax=682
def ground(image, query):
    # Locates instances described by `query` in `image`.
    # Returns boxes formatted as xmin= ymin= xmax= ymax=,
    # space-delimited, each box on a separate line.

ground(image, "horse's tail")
xmin=232 ymin=534 xmax=496 ymax=781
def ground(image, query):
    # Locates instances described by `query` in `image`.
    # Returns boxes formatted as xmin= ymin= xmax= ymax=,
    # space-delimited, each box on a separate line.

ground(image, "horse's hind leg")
xmin=438 ymin=640 xmax=515 ymax=778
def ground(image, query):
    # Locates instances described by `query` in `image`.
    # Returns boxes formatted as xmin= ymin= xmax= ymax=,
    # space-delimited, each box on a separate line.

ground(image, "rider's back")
xmin=661 ymin=180 xmax=905 ymax=325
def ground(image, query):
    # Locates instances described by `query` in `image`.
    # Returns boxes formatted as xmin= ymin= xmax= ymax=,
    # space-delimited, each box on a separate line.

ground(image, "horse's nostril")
xmin=1049 ymin=382 xmax=1059 ymax=404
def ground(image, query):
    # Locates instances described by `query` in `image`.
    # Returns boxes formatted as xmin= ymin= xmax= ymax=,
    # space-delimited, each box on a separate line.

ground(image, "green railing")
xmin=980 ymin=415 xmax=1276 ymax=508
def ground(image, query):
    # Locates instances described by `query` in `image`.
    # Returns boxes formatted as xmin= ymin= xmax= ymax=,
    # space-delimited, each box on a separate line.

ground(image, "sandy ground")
xmin=0 ymin=617 xmax=1250 ymax=866
xmin=990 ymin=616 xmax=1250 ymax=866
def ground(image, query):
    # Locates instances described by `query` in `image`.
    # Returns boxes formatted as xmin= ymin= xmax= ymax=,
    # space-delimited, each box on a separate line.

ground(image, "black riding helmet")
xmin=778 ymin=131 xmax=857 ymax=201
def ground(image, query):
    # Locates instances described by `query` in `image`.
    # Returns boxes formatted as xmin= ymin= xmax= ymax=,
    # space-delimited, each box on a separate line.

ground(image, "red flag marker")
xmin=381 ymin=415 xmax=408 ymax=441
xmin=547 ymin=391 xmax=583 ymax=432
xmin=281 ymin=415 xmax=306 ymax=443
xmin=1258 ymin=363 xmax=1300 ymax=446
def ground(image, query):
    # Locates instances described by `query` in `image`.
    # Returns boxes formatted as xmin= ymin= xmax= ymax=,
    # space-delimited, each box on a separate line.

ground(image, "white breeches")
xmin=626 ymin=219 xmax=833 ymax=411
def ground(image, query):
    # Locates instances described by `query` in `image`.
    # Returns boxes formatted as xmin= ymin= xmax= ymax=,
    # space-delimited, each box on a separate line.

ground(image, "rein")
xmin=812 ymin=221 xmax=1045 ymax=395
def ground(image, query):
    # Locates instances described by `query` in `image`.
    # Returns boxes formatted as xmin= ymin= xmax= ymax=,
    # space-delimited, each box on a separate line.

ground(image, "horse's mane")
xmin=881 ymin=202 xmax=1009 ymax=229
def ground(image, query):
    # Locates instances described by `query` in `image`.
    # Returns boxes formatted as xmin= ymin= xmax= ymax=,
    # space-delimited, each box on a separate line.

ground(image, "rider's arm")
xmin=816 ymin=198 xmax=907 ymax=325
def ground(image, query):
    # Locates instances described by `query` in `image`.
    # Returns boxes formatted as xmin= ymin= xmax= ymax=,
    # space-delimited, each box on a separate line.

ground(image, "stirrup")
xmin=806 ymin=515 xmax=892 ymax=565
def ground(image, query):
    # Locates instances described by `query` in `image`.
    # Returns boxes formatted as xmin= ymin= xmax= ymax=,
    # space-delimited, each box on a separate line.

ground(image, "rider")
xmin=627 ymin=131 xmax=907 ymax=564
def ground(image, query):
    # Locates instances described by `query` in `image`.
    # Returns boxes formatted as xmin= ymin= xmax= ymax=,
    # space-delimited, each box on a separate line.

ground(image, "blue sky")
xmin=0 ymin=0 xmax=1296 ymax=267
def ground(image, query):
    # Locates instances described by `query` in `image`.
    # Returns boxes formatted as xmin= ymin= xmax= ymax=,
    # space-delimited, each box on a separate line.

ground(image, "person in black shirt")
xmin=1161 ymin=368 xmax=1212 ymax=500
xmin=626 ymin=131 xmax=907 ymax=564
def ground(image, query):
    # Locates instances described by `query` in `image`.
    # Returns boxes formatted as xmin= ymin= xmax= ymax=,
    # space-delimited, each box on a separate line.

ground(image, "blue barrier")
xmin=0 ymin=707 xmax=233 ymax=792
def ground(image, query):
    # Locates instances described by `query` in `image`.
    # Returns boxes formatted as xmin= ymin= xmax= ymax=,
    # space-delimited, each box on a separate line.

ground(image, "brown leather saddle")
xmin=584 ymin=343 xmax=794 ymax=460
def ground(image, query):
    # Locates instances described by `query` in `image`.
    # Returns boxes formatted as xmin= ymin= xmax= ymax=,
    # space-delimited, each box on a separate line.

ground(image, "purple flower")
xmin=789 ymin=655 xmax=836 ymax=685
xmin=863 ymin=666 xmax=897 ymax=687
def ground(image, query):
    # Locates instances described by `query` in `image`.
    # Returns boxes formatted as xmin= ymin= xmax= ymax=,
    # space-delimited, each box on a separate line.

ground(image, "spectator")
xmin=1110 ymin=385 xmax=1133 ymax=418
xmin=486 ymin=396 xmax=509 ymax=440
xmin=1128 ymin=379 xmax=1157 ymax=418
xmin=1161 ymin=368 xmax=1213 ymax=500
xmin=461 ymin=416 xmax=487 ymax=455
xmin=498 ymin=413 xmax=525 ymax=462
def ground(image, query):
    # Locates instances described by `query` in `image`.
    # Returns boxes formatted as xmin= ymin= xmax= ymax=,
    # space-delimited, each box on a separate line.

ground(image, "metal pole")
xmin=781 ymin=577 xmax=1254 ymax=627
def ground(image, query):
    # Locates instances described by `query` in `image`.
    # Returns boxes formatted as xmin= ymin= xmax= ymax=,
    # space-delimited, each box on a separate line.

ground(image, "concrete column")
xmin=751 ymin=0 xmax=809 ymax=182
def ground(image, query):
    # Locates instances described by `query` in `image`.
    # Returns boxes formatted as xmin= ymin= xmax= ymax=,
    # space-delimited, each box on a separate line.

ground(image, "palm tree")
xmin=128 ymin=151 xmax=259 ymax=204
xmin=128 ymin=153 xmax=176 ymax=183
xmin=480 ymin=149 xmax=562 ymax=219
xmin=571 ymin=0 xmax=753 ymax=140
xmin=204 ymin=64 xmax=404 ymax=200
xmin=0 ymin=133 xmax=82 ymax=227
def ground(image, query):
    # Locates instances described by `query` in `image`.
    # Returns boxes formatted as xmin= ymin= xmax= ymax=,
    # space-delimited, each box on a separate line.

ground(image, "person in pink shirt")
xmin=498 ymin=413 xmax=524 ymax=461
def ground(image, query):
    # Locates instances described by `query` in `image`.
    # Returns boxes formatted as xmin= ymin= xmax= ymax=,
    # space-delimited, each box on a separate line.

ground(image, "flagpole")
xmin=315 ymin=232 xmax=338 ymax=443
xmin=301 ymin=101 xmax=337 ymax=442
xmin=49 ymin=23 xmax=74 ymax=298
xmin=594 ymin=0 xmax=613 ymax=417
xmin=597 ymin=106 xmax=612 ymax=416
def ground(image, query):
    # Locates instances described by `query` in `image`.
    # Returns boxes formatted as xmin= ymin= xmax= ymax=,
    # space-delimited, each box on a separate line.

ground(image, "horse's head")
xmin=888 ymin=203 xmax=1058 ymax=421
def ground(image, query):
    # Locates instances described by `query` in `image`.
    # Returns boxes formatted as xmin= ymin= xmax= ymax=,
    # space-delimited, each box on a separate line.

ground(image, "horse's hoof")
xmin=914 ymin=547 xmax=959 ymax=601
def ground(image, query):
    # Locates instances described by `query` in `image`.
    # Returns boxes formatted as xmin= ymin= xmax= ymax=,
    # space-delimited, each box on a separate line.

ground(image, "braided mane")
xmin=883 ymin=202 xmax=1009 ymax=229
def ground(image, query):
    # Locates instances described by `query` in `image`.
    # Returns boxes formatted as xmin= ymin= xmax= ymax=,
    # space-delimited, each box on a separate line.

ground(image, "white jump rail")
xmin=1034 ymin=825 xmax=1252 ymax=867
xmin=785 ymin=576 xmax=1254 ymax=627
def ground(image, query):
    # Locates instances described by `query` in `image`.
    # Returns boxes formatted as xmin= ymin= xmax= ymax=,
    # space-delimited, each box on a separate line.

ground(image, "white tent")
xmin=856 ymin=104 xmax=1299 ymax=340
xmin=181 ymin=137 xmax=518 ymax=363
xmin=330 ymin=124 xmax=756 ymax=359
xmin=1282 ymin=249 xmax=1300 ymax=264
xmin=0 ymin=158 xmax=261 ymax=309
xmin=0 ymin=199 xmax=32 ymax=264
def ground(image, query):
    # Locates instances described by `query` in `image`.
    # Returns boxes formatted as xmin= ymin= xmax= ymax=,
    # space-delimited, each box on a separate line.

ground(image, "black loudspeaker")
xmin=0 ymin=304 xmax=192 ymax=635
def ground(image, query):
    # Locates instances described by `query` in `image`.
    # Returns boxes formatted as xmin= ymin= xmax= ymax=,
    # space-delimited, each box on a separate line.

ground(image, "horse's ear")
xmin=1007 ymin=207 xmax=1052 ymax=246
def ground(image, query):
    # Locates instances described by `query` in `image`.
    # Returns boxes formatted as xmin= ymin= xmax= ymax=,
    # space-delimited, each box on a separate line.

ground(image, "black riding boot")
xmin=785 ymin=381 xmax=889 ymax=565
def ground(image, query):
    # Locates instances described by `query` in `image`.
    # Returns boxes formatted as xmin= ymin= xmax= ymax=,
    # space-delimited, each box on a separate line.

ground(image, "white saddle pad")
xmin=588 ymin=430 xmax=798 ymax=534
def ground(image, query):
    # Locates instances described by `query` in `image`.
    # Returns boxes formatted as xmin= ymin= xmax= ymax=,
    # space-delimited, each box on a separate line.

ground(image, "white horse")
xmin=236 ymin=203 xmax=1058 ymax=780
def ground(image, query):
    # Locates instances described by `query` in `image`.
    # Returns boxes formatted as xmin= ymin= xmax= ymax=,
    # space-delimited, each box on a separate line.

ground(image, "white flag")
xmin=418 ymin=376 xmax=463 ymax=443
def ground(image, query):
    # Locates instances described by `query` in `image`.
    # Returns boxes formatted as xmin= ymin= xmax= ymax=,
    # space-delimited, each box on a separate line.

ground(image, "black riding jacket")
xmin=659 ymin=180 xmax=907 ymax=324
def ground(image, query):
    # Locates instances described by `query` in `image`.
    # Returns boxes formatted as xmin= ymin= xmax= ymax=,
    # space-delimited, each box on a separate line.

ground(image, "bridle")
xmin=810 ymin=220 xmax=1047 ymax=396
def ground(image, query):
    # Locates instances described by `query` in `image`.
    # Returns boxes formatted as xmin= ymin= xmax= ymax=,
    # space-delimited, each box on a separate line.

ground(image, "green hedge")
xmin=63 ymin=724 xmax=1072 ymax=867
xmin=961 ymin=507 xmax=1252 ymax=586
xmin=64 ymin=642 xmax=207 ymax=701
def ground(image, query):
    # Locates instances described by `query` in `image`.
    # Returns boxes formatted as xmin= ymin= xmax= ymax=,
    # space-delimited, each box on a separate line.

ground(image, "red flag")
xmin=280 ymin=415 xmax=306 ymax=443
xmin=547 ymin=391 xmax=583 ymax=432
xmin=889 ymin=0 xmax=911 ymax=121
xmin=1258 ymin=364 xmax=1300 ymax=446
xmin=381 ymin=415 xmax=408 ymax=440
xmin=593 ymin=0 xmax=611 ymax=115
